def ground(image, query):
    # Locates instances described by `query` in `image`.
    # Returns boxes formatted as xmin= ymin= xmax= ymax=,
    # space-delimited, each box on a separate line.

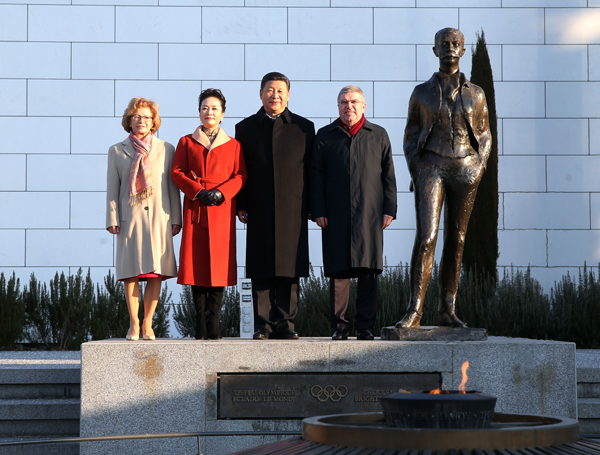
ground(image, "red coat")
xmin=172 ymin=127 xmax=247 ymax=286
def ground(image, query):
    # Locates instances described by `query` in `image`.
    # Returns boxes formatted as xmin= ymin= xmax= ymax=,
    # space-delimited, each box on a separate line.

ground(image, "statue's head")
xmin=433 ymin=28 xmax=465 ymax=64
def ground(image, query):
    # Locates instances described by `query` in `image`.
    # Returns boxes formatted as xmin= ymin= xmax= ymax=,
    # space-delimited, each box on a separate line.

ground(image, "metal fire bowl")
xmin=380 ymin=391 xmax=497 ymax=429
xmin=302 ymin=412 xmax=579 ymax=451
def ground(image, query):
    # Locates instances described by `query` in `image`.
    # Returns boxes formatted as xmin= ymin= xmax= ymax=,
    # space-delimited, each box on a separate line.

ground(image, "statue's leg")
xmin=438 ymin=156 xmax=481 ymax=328
xmin=397 ymin=155 xmax=444 ymax=328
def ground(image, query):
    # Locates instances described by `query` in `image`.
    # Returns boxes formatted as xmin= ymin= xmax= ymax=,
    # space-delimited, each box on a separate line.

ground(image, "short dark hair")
xmin=260 ymin=72 xmax=290 ymax=91
xmin=434 ymin=27 xmax=464 ymax=46
xmin=198 ymin=88 xmax=226 ymax=113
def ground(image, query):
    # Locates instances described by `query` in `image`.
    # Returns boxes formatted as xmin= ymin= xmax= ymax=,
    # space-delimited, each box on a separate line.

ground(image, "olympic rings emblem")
xmin=310 ymin=385 xmax=349 ymax=402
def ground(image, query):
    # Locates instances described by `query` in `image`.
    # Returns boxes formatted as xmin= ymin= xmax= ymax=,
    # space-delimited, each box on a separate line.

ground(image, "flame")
xmin=458 ymin=361 xmax=469 ymax=393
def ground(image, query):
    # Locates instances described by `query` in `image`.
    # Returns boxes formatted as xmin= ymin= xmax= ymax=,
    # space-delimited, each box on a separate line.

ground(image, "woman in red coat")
xmin=172 ymin=89 xmax=247 ymax=339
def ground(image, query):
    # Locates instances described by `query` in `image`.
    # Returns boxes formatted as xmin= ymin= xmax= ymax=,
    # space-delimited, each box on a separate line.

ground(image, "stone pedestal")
xmin=80 ymin=337 xmax=577 ymax=455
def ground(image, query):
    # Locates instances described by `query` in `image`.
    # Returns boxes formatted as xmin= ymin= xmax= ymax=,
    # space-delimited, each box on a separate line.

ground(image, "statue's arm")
xmin=476 ymin=90 xmax=492 ymax=168
xmin=403 ymin=90 xmax=422 ymax=169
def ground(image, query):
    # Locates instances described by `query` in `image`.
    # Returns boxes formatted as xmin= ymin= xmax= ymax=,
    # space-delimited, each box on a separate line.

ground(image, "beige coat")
xmin=106 ymin=136 xmax=182 ymax=280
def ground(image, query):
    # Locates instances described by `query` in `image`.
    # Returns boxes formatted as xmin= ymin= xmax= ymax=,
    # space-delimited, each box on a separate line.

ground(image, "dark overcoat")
xmin=310 ymin=119 xmax=397 ymax=276
xmin=235 ymin=107 xmax=315 ymax=279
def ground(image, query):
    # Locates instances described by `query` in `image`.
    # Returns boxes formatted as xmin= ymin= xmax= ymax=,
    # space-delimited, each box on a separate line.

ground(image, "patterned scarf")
xmin=338 ymin=114 xmax=365 ymax=136
xmin=128 ymin=132 xmax=154 ymax=206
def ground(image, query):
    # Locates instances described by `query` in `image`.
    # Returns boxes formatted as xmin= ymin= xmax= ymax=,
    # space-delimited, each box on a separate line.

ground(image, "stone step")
xmin=578 ymin=398 xmax=600 ymax=419
xmin=579 ymin=383 xmax=600 ymax=399
xmin=0 ymin=399 xmax=80 ymax=437
xmin=0 ymin=437 xmax=79 ymax=455
xmin=0 ymin=367 xmax=80 ymax=385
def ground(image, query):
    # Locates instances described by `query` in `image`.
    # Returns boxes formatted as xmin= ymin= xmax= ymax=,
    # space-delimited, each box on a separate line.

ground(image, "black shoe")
xmin=272 ymin=329 xmax=299 ymax=340
xmin=331 ymin=329 xmax=349 ymax=340
xmin=356 ymin=329 xmax=374 ymax=340
xmin=253 ymin=328 xmax=270 ymax=340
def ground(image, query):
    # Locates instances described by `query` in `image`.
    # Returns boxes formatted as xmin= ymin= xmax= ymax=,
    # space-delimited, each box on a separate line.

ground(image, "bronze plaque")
xmin=218 ymin=373 xmax=440 ymax=419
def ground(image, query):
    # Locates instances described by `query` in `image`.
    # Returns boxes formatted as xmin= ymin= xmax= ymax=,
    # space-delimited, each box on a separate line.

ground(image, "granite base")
xmin=80 ymin=337 xmax=577 ymax=455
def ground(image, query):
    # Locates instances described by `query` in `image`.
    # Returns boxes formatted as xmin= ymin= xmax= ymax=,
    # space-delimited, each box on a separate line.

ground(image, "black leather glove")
xmin=199 ymin=189 xmax=224 ymax=206
xmin=206 ymin=189 xmax=224 ymax=206
xmin=197 ymin=189 xmax=211 ymax=204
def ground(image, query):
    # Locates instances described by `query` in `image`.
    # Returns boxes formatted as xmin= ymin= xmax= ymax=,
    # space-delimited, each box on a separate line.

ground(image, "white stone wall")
xmin=1 ymin=0 xmax=599 ymax=300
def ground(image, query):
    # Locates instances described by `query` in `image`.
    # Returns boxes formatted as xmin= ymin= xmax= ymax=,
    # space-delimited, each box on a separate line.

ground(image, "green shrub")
xmin=90 ymin=270 xmax=129 ymax=340
xmin=0 ymin=272 xmax=25 ymax=349
xmin=550 ymin=263 xmax=600 ymax=348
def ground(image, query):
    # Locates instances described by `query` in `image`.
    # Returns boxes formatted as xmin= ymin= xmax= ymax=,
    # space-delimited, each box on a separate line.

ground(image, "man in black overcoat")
xmin=236 ymin=72 xmax=315 ymax=340
xmin=397 ymin=28 xmax=491 ymax=329
xmin=310 ymin=85 xmax=397 ymax=341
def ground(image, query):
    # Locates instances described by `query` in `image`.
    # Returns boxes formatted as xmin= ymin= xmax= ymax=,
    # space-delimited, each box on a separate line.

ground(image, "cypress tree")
xmin=463 ymin=30 xmax=499 ymax=284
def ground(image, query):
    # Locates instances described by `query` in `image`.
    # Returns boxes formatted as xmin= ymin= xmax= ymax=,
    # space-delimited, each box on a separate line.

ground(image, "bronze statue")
xmin=397 ymin=28 xmax=492 ymax=329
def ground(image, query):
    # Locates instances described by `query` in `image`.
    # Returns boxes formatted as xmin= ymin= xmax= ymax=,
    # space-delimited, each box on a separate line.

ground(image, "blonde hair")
xmin=121 ymin=97 xmax=161 ymax=134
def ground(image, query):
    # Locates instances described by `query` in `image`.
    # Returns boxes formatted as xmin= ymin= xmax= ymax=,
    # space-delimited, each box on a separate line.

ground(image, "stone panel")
xmin=0 ymin=43 xmax=70 ymax=79
xmin=115 ymin=80 xmax=202 ymax=118
xmin=0 ymin=117 xmax=70 ymax=154
xmin=460 ymin=8 xmax=544 ymax=45
xmin=548 ymin=230 xmax=600 ymax=266
xmin=545 ymin=8 xmax=600 ymax=44
xmin=116 ymin=6 xmax=202 ymax=43
xmin=498 ymin=230 xmax=547 ymax=267
xmin=499 ymin=156 xmax=546 ymax=192
xmin=28 ymin=80 xmax=114 ymax=117
xmin=494 ymin=82 xmax=545 ymax=118
xmin=289 ymin=8 xmax=372 ymax=44
xmin=80 ymin=341 xmax=205 ymax=454
xmin=159 ymin=44 xmax=244 ymax=80
xmin=590 ymin=45 xmax=600 ymax=81
xmin=159 ymin=0 xmax=240 ymax=5
xmin=591 ymin=194 xmax=600 ymax=229
xmin=247 ymin=0 xmax=327 ymax=4
xmin=26 ymin=229 xmax=113 ymax=267
xmin=502 ymin=119 xmax=588 ymax=155
xmin=547 ymin=82 xmax=600 ymax=118
xmin=28 ymin=5 xmax=114 ymax=42
xmin=0 ymin=230 xmax=25 ymax=267
xmin=591 ymin=119 xmax=600 ymax=155
xmin=547 ymin=156 xmax=600 ymax=192
xmin=418 ymin=0 xmax=499 ymax=5
xmin=72 ymin=118 xmax=127 ymax=155
xmin=71 ymin=192 xmax=107 ymax=229
xmin=203 ymin=7 xmax=286 ymax=44
xmin=245 ymin=44 xmax=330 ymax=81
xmin=0 ymin=80 xmax=26 ymax=116
xmin=503 ymin=0 xmax=585 ymax=5
xmin=503 ymin=45 xmax=587 ymax=81
xmin=0 ymin=155 xmax=26 ymax=191
xmin=504 ymin=193 xmax=589 ymax=230
xmin=308 ymin=229 xmax=323 ymax=267
xmin=373 ymin=82 xmax=417 ymax=118
xmin=374 ymin=8 xmax=457 ymax=44
xmin=0 ymin=192 xmax=70 ymax=229
xmin=73 ymin=43 xmax=158 ymax=80
xmin=27 ymin=155 xmax=106 ymax=191
xmin=291 ymin=82 xmax=374 ymax=118
xmin=0 ymin=6 xmax=27 ymax=41
xmin=452 ymin=338 xmax=576 ymax=418
xmin=331 ymin=45 xmax=415 ymax=81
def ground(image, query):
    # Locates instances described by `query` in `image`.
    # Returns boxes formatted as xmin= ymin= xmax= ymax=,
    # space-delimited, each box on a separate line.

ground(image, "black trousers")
xmin=329 ymin=269 xmax=378 ymax=331
xmin=251 ymin=277 xmax=299 ymax=333
xmin=191 ymin=285 xmax=223 ymax=340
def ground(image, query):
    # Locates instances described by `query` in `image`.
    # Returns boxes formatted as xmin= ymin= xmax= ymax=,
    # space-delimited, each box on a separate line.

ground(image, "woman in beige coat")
xmin=106 ymin=97 xmax=182 ymax=341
